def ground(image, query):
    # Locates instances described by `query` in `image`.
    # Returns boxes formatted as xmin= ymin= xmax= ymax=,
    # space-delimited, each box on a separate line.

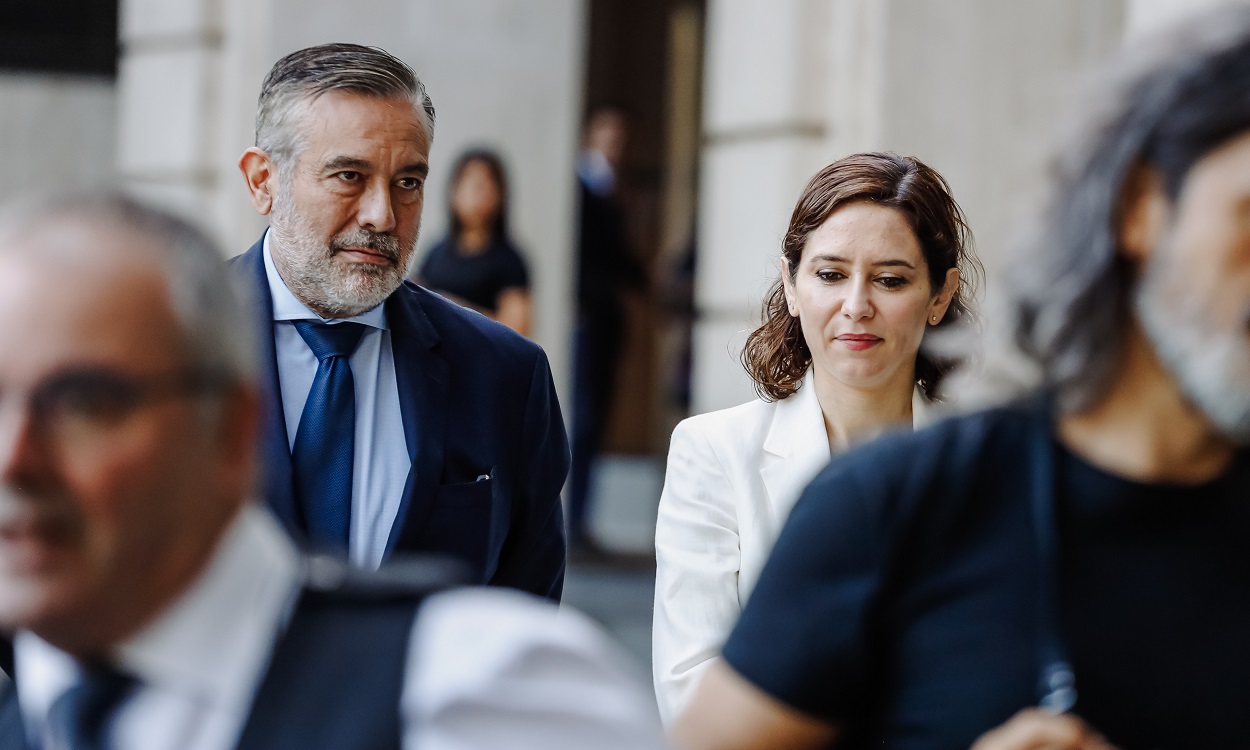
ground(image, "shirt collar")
xmin=576 ymin=149 xmax=616 ymax=197
xmin=14 ymin=506 xmax=302 ymax=730
xmin=262 ymin=230 xmax=388 ymax=330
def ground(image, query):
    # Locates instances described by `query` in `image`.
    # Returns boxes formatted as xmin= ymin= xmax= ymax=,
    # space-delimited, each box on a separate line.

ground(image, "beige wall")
xmin=0 ymin=75 xmax=117 ymax=202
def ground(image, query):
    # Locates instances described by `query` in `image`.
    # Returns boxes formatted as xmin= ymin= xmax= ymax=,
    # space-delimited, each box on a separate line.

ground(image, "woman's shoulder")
xmin=670 ymin=397 xmax=778 ymax=457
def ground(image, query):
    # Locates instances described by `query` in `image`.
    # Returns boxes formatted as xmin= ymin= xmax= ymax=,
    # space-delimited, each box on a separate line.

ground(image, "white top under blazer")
xmin=651 ymin=376 xmax=928 ymax=723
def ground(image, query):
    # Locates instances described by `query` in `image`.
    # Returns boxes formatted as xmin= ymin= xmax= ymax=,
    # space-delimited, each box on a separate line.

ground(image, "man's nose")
xmin=0 ymin=400 xmax=52 ymax=488
xmin=841 ymin=279 xmax=874 ymax=320
xmin=356 ymin=182 xmax=397 ymax=234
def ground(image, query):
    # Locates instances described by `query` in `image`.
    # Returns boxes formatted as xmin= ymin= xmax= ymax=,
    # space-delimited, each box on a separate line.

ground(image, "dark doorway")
xmin=0 ymin=0 xmax=119 ymax=77
xmin=581 ymin=0 xmax=706 ymax=456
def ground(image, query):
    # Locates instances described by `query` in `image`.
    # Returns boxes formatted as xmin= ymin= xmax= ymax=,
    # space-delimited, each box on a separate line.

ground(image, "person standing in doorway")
xmin=568 ymin=106 xmax=646 ymax=556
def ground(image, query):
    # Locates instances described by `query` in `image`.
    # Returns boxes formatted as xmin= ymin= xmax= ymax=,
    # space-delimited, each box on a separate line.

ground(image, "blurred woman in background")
xmin=651 ymin=152 xmax=982 ymax=723
xmin=418 ymin=148 xmax=532 ymax=336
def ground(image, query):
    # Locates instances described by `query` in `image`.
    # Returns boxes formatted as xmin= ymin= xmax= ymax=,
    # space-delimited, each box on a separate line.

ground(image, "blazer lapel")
xmin=383 ymin=283 xmax=446 ymax=557
xmin=759 ymin=377 xmax=831 ymax=525
xmin=230 ymin=236 xmax=299 ymax=532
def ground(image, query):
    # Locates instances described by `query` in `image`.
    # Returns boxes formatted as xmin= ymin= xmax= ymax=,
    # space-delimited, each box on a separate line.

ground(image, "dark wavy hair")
xmin=447 ymin=148 xmax=512 ymax=245
xmin=741 ymin=152 xmax=982 ymax=402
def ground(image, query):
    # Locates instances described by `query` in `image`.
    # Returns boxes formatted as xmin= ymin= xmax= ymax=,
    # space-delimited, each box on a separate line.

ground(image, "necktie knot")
xmin=294 ymin=321 xmax=368 ymax=361
xmin=50 ymin=663 xmax=138 ymax=750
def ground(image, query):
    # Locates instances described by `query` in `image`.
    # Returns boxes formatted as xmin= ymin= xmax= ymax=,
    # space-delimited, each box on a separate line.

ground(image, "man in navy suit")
xmin=233 ymin=43 xmax=567 ymax=599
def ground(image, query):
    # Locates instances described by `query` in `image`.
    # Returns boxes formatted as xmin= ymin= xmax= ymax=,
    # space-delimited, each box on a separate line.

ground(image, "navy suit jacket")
xmin=229 ymin=237 xmax=568 ymax=600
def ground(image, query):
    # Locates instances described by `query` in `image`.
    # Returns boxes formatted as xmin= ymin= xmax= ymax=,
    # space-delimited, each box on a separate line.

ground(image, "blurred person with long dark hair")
xmin=417 ymin=149 xmax=533 ymax=336
xmin=652 ymin=152 xmax=980 ymax=723
xmin=674 ymin=8 xmax=1250 ymax=749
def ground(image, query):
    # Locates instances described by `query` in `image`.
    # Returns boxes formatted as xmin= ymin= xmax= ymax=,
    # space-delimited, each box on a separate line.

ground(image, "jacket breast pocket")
xmin=422 ymin=468 xmax=498 ymax=581
xmin=435 ymin=472 xmax=495 ymax=507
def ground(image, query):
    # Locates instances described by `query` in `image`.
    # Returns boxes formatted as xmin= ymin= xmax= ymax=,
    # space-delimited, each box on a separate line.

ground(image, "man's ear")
xmin=1118 ymin=164 xmax=1169 ymax=263
xmin=239 ymin=147 xmax=278 ymax=216
xmin=216 ymin=383 xmax=262 ymax=500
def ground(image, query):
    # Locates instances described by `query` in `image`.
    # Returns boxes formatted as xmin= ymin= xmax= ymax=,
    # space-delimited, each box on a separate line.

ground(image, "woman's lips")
xmin=836 ymin=334 xmax=882 ymax=351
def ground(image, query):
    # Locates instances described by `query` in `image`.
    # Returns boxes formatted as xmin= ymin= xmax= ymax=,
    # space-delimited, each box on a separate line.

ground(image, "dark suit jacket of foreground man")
xmin=231 ymin=237 xmax=569 ymax=600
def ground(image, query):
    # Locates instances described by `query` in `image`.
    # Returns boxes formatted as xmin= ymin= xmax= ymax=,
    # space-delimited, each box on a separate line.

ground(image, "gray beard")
xmin=267 ymin=214 xmax=416 ymax=319
xmin=1134 ymin=251 xmax=1250 ymax=445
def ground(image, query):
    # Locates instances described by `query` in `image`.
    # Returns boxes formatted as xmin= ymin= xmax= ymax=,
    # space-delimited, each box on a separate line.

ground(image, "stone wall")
xmin=0 ymin=75 xmax=116 ymax=202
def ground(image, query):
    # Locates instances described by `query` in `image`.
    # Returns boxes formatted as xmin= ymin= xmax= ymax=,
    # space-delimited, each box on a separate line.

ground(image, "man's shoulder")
xmin=805 ymin=401 xmax=1046 ymax=510
xmin=392 ymin=281 xmax=543 ymax=362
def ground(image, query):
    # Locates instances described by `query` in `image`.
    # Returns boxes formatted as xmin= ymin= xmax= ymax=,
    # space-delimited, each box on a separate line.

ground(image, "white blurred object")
xmin=1126 ymin=0 xmax=1250 ymax=37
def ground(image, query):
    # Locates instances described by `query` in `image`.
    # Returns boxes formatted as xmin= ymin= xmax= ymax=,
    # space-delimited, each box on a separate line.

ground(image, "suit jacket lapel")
xmin=383 ymin=284 xmax=446 ymax=557
xmin=760 ymin=377 xmax=831 ymax=525
xmin=230 ymin=236 xmax=299 ymax=532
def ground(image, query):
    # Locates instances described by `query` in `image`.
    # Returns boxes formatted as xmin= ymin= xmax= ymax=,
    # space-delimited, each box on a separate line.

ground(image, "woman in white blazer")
xmin=652 ymin=152 xmax=982 ymax=723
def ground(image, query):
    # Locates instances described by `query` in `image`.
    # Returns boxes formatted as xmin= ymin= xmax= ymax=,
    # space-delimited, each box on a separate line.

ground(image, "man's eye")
xmin=41 ymin=381 xmax=138 ymax=425
xmin=397 ymin=177 xmax=424 ymax=191
xmin=336 ymin=171 xmax=361 ymax=182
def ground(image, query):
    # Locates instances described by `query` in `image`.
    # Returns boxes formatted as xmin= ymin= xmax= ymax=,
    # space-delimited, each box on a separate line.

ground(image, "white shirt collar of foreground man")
xmin=14 ymin=506 xmax=666 ymax=750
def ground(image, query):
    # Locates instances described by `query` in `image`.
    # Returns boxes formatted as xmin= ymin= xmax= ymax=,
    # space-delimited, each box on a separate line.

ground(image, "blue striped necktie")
xmin=292 ymin=320 xmax=367 ymax=551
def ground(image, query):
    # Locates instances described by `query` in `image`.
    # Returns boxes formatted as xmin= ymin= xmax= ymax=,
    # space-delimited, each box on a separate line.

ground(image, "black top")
xmin=723 ymin=403 xmax=1250 ymax=750
xmin=418 ymin=237 xmax=529 ymax=313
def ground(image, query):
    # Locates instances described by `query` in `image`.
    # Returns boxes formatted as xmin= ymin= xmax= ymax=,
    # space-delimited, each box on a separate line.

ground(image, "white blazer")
xmin=651 ymin=378 xmax=928 ymax=723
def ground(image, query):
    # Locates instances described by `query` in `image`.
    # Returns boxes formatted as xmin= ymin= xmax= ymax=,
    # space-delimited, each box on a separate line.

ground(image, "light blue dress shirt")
xmin=263 ymin=233 xmax=411 ymax=569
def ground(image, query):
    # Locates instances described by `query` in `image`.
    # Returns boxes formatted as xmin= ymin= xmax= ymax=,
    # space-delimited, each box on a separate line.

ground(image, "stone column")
xmin=117 ymin=0 xmax=235 ymax=239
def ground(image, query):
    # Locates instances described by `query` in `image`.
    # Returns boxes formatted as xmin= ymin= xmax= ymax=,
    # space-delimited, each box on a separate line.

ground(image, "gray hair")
xmin=255 ymin=43 xmax=436 ymax=171
xmin=976 ymin=6 xmax=1250 ymax=411
xmin=0 ymin=193 xmax=258 ymax=386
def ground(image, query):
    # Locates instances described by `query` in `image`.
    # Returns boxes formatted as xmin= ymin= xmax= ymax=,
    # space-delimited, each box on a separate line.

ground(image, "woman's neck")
xmin=811 ymin=365 xmax=916 ymax=453
xmin=457 ymin=226 xmax=492 ymax=254
xmin=1057 ymin=323 xmax=1235 ymax=484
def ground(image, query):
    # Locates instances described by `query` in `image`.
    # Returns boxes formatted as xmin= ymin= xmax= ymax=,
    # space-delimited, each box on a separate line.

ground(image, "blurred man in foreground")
xmin=676 ymin=7 xmax=1250 ymax=750
xmin=0 ymin=195 xmax=663 ymax=749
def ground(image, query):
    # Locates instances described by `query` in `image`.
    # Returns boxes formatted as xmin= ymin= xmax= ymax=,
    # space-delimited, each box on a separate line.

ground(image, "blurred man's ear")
xmin=216 ymin=384 xmax=262 ymax=499
xmin=1118 ymin=164 xmax=1169 ymax=264
xmin=239 ymin=148 xmax=278 ymax=216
